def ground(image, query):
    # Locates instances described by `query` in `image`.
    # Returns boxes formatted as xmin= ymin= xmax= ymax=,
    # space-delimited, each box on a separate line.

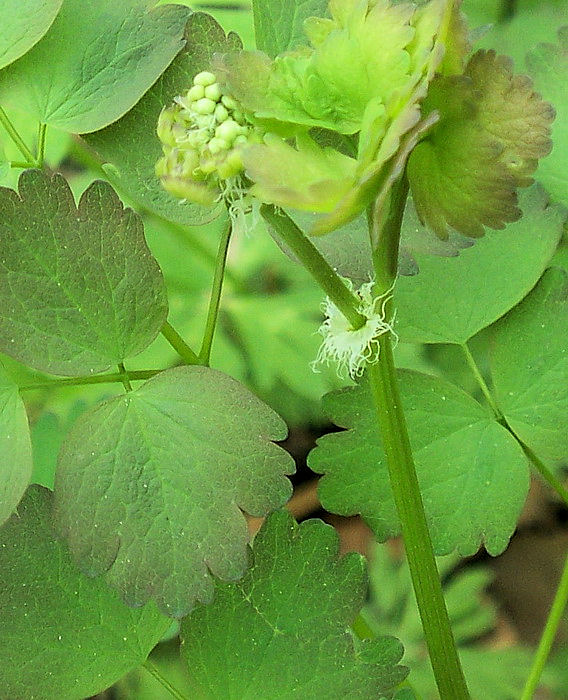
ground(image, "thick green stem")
xmin=198 ymin=220 xmax=232 ymax=365
xmin=260 ymin=204 xmax=366 ymax=329
xmin=520 ymin=550 xmax=568 ymax=700
xmin=161 ymin=321 xmax=200 ymax=365
xmin=19 ymin=369 xmax=160 ymax=392
xmin=368 ymin=177 xmax=470 ymax=699
xmin=0 ymin=105 xmax=36 ymax=163
xmin=143 ymin=659 xmax=189 ymax=700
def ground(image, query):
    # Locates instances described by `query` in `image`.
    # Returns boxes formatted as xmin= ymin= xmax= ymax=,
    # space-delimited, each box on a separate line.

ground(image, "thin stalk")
xmin=36 ymin=123 xmax=47 ymax=168
xmin=117 ymin=362 xmax=132 ymax=392
xmin=10 ymin=161 xmax=35 ymax=169
xmin=260 ymin=204 xmax=366 ymax=329
xmin=368 ymin=176 xmax=470 ymax=699
xmin=460 ymin=342 xmax=568 ymax=507
xmin=19 ymin=369 xmax=160 ymax=392
xmin=199 ymin=220 xmax=232 ymax=364
xmin=0 ymin=105 xmax=36 ymax=164
xmin=161 ymin=321 xmax=200 ymax=364
xmin=143 ymin=659 xmax=189 ymax=700
xmin=460 ymin=342 xmax=504 ymax=420
xmin=520 ymin=549 xmax=568 ymax=700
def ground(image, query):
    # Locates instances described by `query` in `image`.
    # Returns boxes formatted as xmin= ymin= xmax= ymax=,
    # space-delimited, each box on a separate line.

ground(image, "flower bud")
xmin=193 ymin=71 xmax=216 ymax=86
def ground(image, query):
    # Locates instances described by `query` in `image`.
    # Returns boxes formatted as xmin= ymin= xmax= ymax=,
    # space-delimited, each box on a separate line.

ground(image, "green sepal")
xmin=407 ymin=49 xmax=554 ymax=239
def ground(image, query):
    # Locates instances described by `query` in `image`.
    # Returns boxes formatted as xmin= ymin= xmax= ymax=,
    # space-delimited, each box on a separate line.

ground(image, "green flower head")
xmin=155 ymin=70 xmax=261 ymax=206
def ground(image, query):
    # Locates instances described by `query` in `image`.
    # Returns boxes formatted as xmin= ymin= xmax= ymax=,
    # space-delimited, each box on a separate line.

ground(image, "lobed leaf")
xmin=0 ymin=170 xmax=167 ymax=376
xmin=309 ymin=370 xmax=528 ymax=556
xmin=526 ymin=26 xmax=568 ymax=208
xmin=0 ymin=0 xmax=189 ymax=133
xmin=180 ymin=509 xmax=407 ymax=698
xmin=54 ymin=366 xmax=295 ymax=617
xmin=407 ymin=49 xmax=554 ymax=239
xmin=0 ymin=0 xmax=62 ymax=70
xmin=85 ymin=12 xmax=242 ymax=227
xmin=491 ymin=267 xmax=568 ymax=468
xmin=252 ymin=0 xmax=329 ymax=57
xmin=0 ymin=365 xmax=33 ymax=525
xmin=0 ymin=486 xmax=169 ymax=700
xmin=394 ymin=186 xmax=564 ymax=345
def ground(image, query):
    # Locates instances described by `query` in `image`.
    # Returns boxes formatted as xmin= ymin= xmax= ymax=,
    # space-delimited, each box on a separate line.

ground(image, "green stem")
xmin=117 ymin=362 xmax=132 ymax=392
xmin=19 ymin=369 xmax=160 ymax=392
xmin=460 ymin=342 xmax=504 ymax=420
xmin=161 ymin=321 xmax=200 ymax=364
xmin=36 ymin=123 xmax=47 ymax=168
xmin=0 ymin=105 xmax=37 ymax=164
xmin=142 ymin=659 xmax=189 ymax=700
xmin=368 ymin=178 xmax=470 ymax=699
xmin=520 ymin=549 xmax=568 ymax=700
xmin=260 ymin=204 xmax=366 ymax=329
xmin=460 ymin=342 xmax=568 ymax=507
xmin=199 ymin=220 xmax=232 ymax=365
xmin=10 ymin=161 xmax=35 ymax=169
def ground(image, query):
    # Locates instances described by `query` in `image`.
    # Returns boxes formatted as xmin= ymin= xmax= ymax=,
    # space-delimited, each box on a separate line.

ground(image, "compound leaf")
xmin=309 ymin=370 xmax=528 ymax=556
xmin=181 ymin=509 xmax=407 ymax=698
xmin=0 ymin=0 xmax=189 ymax=133
xmin=0 ymin=0 xmax=62 ymax=70
xmin=526 ymin=26 xmax=568 ymax=208
xmin=252 ymin=0 xmax=329 ymax=57
xmin=54 ymin=366 xmax=294 ymax=617
xmin=0 ymin=170 xmax=167 ymax=376
xmin=394 ymin=186 xmax=564 ymax=344
xmin=491 ymin=267 xmax=568 ymax=468
xmin=0 ymin=486 xmax=169 ymax=700
xmin=86 ymin=12 xmax=241 ymax=227
xmin=0 ymin=365 xmax=32 ymax=525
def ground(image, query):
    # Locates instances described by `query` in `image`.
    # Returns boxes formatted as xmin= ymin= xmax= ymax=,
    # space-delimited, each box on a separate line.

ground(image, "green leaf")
xmin=0 ymin=486 xmax=169 ymax=700
xmin=0 ymin=0 xmax=189 ymax=133
xmin=180 ymin=510 xmax=408 ymax=698
xmin=309 ymin=370 xmax=529 ymax=556
xmin=54 ymin=366 xmax=294 ymax=617
xmin=0 ymin=170 xmax=167 ymax=376
xmin=252 ymin=0 xmax=329 ymax=57
xmin=526 ymin=27 xmax=568 ymax=208
xmin=0 ymin=365 xmax=32 ymax=525
xmin=407 ymin=49 xmax=554 ymax=239
xmin=394 ymin=186 xmax=564 ymax=344
xmin=0 ymin=0 xmax=62 ymax=70
xmin=491 ymin=266 xmax=568 ymax=467
xmin=86 ymin=12 xmax=241 ymax=227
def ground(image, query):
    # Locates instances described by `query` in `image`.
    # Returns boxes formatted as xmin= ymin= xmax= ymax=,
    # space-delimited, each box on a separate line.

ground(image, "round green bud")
xmin=232 ymin=110 xmax=244 ymax=123
xmin=208 ymin=137 xmax=230 ymax=154
xmin=187 ymin=84 xmax=205 ymax=102
xmin=193 ymin=71 xmax=216 ymax=87
xmin=193 ymin=97 xmax=216 ymax=115
xmin=215 ymin=119 xmax=241 ymax=143
xmin=214 ymin=104 xmax=229 ymax=123
xmin=204 ymin=83 xmax=222 ymax=101
xmin=221 ymin=95 xmax=237 ymax=110
xmin=156 ymin=107 xmax=177 ymax=147
xmin=233 ymin=134 xmax=249 ymax=146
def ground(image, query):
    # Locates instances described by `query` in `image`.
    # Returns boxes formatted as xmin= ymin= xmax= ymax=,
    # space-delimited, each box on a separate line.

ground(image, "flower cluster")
xmin=155 ymin=71 xmax=259 ymax=206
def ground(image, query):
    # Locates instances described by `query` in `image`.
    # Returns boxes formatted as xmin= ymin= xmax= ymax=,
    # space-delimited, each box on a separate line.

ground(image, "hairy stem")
xmin=142 ymin=659 xmax=189 ymax=700
xmin=260 ymin=204 xmax=366 ymax=329
xmin=368 ymin=176 xmax=470 ymax=699
xmin=199 ymin=220 xmax=232 ymax=365
xmin=161 ymin=321 xmax=200 ymax=365
xmin=19 ymin=369 xmax=161 ymax=392
xmin=521 ymin=549 xmax=568 ymax=700
xmin=0 ymin=105 xmax=37 ymax=164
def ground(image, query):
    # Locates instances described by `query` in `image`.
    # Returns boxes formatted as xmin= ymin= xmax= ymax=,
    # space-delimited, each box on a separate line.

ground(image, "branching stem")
xmin=161 ymin=322 xmax=200 ymax=365
xmin=19 ymin=369 xmax=161 ymax=392
xmin=368 ymin=176 xmax=470 ymax=699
